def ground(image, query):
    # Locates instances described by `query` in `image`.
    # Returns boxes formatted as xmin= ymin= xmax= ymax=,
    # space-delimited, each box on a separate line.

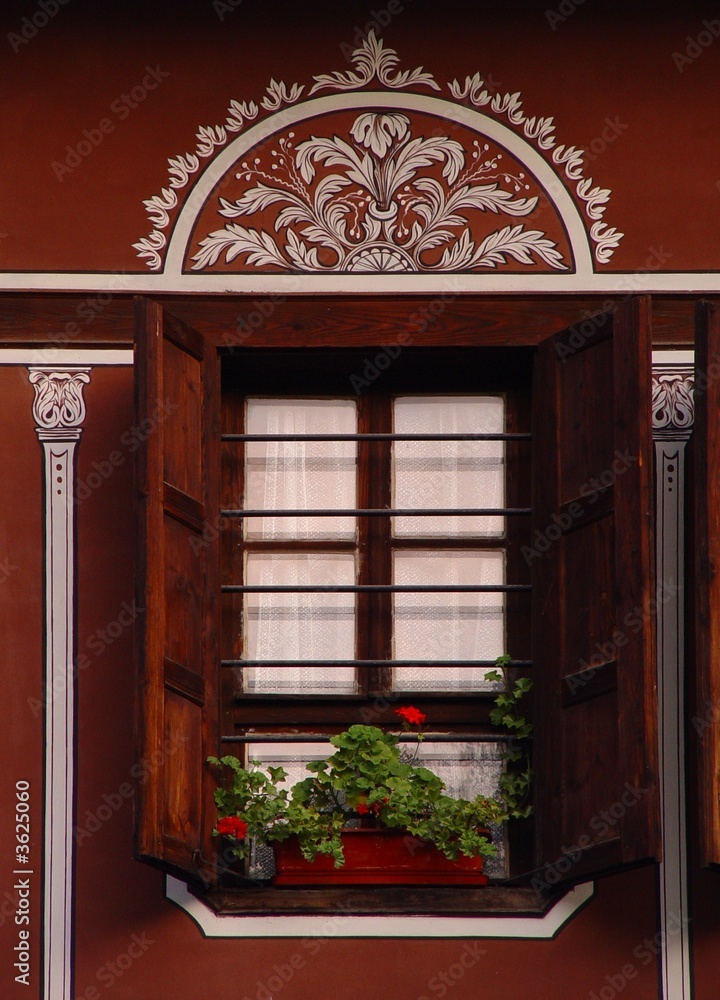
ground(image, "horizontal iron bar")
xmin=222 ymin=659 xmax=532 ymax=667
xmin=221 ymin=507 xmax=530 ymax=517
xmin=221 ymin=733 xmax=513 ymax=743
xmin=222 ymin=584 xmax=531 ymax=593
xmin=222 ymin=433 xmax=530 ymax=442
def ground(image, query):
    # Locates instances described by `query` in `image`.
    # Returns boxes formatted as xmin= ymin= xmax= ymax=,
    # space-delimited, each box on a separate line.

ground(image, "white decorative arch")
xmin=134 ymin=31 xmax=622 ymax=288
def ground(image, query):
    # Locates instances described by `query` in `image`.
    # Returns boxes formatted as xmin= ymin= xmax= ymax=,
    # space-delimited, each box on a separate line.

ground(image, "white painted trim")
xmin=0 ymin=271 xmax=718 ymax=293
xmin=31 ymin=368 xmax=92 ymax=1000
xmin=42 ymin=438 xmax=77 ymax=1000
xmin=165 ymin=876 xmax=594 ymax=939
xmin=164 ymin=93 xmax=592 ymax=279
xmin=652 ymin=350 xmax=694 ymax=1000
xmin=0 ymin=349 xmax=133 ymax=366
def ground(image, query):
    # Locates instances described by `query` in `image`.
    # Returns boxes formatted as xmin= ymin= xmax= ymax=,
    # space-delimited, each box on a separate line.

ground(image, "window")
xmin=133 ymin=296 xmax=660 ymax=914
xmin=218 ymin=349 xmax=532 ymax=882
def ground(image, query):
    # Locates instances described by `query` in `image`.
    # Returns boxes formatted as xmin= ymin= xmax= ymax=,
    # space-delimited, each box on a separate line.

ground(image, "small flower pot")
xmin=272 ymin=828 xmax=489 ymax=885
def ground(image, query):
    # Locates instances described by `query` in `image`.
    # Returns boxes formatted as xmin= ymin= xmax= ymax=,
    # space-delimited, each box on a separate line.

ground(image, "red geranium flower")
xmin=216 ymin=816 xmax=248 ymax=839
xmin=394 ymin=705 xmax=427 ymax=727
xmin=355 ymin=803 xmax=371 ymax=815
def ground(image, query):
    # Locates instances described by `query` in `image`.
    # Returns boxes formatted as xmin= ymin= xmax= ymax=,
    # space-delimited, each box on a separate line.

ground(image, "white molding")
xmin=163 ymin=93 xmax=592 ymax=279
xmin=30 ymin=368 xmax=91 ymax=1000
xmin=165 ymin=876 xmax=594 ymax=939
xmin=1 ymin=349 xmax=132 ymax=366
xmin=0 ymin=271 xmax=719 ymax=293
xmin=652 ymin=350 xmax=694 ymax=1000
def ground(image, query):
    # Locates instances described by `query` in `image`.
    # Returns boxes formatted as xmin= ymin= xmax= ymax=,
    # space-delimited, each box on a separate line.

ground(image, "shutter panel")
xmin=532 ymin=296 xmax=659 ymax=885
xmin=134 ymin=298 xmax=220 ymax=883
xmin=694 ymin=300 xmax=720 ymax=868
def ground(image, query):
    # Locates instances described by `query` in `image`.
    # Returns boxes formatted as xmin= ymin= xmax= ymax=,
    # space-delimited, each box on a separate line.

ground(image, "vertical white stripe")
xmin=652 ymin=355 xmax=694 ymax=1000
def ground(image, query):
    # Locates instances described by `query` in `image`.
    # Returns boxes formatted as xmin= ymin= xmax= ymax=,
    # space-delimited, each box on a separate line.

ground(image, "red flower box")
xmin=273 ymin=828 xmax=489 ymax=885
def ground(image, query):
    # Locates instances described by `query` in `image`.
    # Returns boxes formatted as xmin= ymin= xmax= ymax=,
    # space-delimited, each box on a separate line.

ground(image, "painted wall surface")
xmin=0 ymin=361 xmax=665 ymax=998
xmin=0 ymin=0 xmax=718 ymax=279
xmin=2 ymin=2 xmax=720 ymax=999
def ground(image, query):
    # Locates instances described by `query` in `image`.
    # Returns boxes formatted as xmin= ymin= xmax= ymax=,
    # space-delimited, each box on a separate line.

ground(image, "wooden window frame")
xmin=134 ymin=295 xmax=660 ymax=917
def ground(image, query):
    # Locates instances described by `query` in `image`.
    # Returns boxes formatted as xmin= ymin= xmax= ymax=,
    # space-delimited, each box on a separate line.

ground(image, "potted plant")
xmin=208 ymin=657 xmax=532 ymax=885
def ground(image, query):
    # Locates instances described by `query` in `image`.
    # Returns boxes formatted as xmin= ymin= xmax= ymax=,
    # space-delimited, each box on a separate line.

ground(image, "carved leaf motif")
xmin=29 ymin=370 xmax=91 ymax=430
xmin=222 ymin=183 xmax=298 ymax=218
xmin=191 ymin=225 xmax=288 ymax=270
xmin=296 ymin=135 xmax=373 ymax=189
xmin=453 ymin=224 xmax=567 ymax=271
xmin=191 ymin=112 xmax=567 ymax=274
xmin=311 ymin=31 xmax=439 ymax=94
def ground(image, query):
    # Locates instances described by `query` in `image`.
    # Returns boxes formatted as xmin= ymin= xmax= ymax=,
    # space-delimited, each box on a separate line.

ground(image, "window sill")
xmin=196 ymin=883 xmax=560 ymax=917
xmin=166 ymin=876 xmax=595 ymax=941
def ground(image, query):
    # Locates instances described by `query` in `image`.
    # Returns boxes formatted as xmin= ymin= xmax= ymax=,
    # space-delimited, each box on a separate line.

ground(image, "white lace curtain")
xmin=392 ymin=396 xmax=505 ymax=692
xmin=242 ymin=395 xmax=506 ymax=695
xmin=244 ymin=399 xmax=357 ymax=694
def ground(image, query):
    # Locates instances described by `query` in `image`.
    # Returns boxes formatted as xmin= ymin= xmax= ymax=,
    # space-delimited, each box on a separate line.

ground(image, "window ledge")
xmin=166 ymin=877 xmax=594 ymax=938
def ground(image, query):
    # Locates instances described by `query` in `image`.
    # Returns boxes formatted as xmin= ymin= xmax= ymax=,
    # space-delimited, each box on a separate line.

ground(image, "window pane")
xmin=415 ymin=741 xmax=507 ymax=877
xmin=245 ymin=398 xmax=357 ymax=540
xmin=393 ymin=396 xmax=504 ymax=537
xmin=393 ymin=551 xmax=504 ymax=683
xmin=244 ymin=553 xmax=356 ymax=693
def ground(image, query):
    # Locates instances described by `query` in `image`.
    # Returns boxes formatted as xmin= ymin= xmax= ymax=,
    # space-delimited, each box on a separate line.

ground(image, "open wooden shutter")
xmin=694 ymin=300 xmax=720 ymax=868
xmin=134 ymin=298 xmax=220 ymax=884
xmin=532 ymin=296 xmax=659 ymax=885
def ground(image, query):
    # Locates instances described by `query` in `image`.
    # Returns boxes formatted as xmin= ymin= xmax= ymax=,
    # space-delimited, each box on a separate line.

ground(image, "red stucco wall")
xmin=3 ymin=1 xmax=720 ymax=997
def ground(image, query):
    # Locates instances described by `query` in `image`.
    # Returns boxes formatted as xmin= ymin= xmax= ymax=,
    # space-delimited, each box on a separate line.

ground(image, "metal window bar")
xmin=222 ymin=433 xmax=530 ymax=442
xmin=221 ymin=508 xmax=530 ymax=517
xmin=220 ymin=733 xmax=518 ymax=743
xmin=222 ymin=584 xmax=530 ymax=593
xmin=222 ymin=658 xmax=532 ymax=667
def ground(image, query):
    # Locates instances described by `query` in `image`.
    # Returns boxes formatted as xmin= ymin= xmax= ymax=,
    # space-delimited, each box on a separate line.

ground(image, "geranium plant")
xmin=207 ymin=656 xmax=532 ymax=870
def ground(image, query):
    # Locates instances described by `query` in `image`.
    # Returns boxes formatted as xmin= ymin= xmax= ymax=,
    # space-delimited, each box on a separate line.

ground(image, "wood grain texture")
xmin=694 ymin=300 xmax=720 ymax=868
xmin=0 ymin=293 xmax=700 ymax=347
xmin=532 ymin=296 xmax=659 ymax=884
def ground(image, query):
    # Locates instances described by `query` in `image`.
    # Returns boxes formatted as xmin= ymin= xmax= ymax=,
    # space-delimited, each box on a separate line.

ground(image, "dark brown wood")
xmin=532 ymin=296 xmax=660 ymax=884
xmin=694 ymin=300 xmax=720 ymax=868
xmin=202 ymin=883 xmax=556 ymax=916
xmin=228 ymin=694 xmax=498 ymax=733
xmin=0 ymin=293 xmax=700 ymax=347
xmin=134 ymin=297 xmax=221 ymax=884
xmin=163 ymin=294 xmax=697 ymax=349
xmin=561 ymin=661 xmax=618 ymax=708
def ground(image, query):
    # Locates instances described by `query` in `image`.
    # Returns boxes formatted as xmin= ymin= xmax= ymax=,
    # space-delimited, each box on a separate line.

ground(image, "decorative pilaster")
xmin=29 ymin=367 xmax=90 ymax=1000
xmin=652 ymin=358 xmax=694 ymax=1000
